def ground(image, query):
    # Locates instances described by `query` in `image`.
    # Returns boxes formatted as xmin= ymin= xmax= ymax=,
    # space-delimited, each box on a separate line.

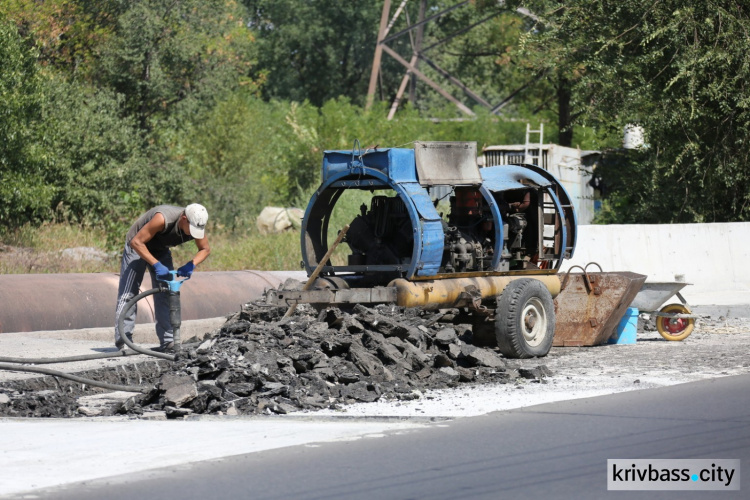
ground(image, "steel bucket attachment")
xmin=553 ymin=269 xmax=647 ymax=346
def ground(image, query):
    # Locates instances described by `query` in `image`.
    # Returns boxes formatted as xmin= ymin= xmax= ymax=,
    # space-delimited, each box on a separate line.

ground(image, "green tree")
xmin=0 ymin=5 xmax=193 ymax=240
xmin=1 ymin=0 xmax=118 ymax=76
xmin=93 ymin=0 xmax=257 ymax=132
xmin=40 ymin=79 xmax=156 ymax=233
xmin=0 ymin=17 xmax=53 ymax=229
xmin=175 ymin=92 xmax=300 ymax=227
xmin=244 ymin=0 xmax=388 ymax=107
xmin=514 ymin=0 xmax=750 ymax=222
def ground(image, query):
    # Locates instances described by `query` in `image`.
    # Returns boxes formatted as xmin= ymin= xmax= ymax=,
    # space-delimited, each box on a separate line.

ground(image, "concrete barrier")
xmin=562 ymin=222 xmax=750 ymax=306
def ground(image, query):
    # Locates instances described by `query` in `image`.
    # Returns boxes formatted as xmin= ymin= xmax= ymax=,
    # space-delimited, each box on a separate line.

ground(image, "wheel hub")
xmin=521 ymin=298 xmax=547 ymax=347
xmin=663 ymin=317 xmax=688 ymax=333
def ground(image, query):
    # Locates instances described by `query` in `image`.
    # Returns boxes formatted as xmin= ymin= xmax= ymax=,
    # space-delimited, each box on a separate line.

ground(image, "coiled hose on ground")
xmin=0 ymin=286 xmax=182 ymax=394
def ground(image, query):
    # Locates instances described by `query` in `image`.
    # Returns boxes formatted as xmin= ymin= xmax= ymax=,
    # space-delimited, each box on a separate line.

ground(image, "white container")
xmin=623 ymin=124 xmax=645 ymax=149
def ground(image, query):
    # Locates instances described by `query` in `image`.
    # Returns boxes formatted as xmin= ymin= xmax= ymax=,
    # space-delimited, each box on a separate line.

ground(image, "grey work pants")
xmin=114 ymin=244 xmax=174 ymax=348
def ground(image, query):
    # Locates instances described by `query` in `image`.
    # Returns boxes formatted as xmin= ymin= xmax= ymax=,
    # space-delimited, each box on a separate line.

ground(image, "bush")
xmin=174 ymin=93 xmax=524 ymax=232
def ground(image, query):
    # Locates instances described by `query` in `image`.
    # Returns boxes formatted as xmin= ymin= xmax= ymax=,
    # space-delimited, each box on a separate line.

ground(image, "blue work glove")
xmin=177 ymin=261 xmax=195 ymax=278
xmin=153 ymin=261 xmax=171 ymax=280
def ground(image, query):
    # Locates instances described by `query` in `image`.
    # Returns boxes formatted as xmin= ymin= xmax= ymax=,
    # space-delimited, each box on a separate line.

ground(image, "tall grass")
xmin=0 ymin=223 xmax=117 ymax=274
xmin=0 ymin=222 xmax=317 ymax=274
xmin=1 ymin=188 xmax=438 ymax=274
xmin=171 ymin=228 xmax=304 ymax=272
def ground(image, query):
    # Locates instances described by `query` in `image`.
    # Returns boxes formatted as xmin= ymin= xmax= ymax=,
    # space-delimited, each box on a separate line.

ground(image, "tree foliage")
xmin=176 ymin=92 xmax=523 ymax=228
xmin=2 ymin=0 xmax=117 ymax=74
xmin=3 ymin=0 xmax=749 ymax=246
xmin=243 ymin=0 xmax=387 ymax=107
xmin=0 ymin=17 xmax=53 ymax=227
xmin=514 ymin=0 xmax=750 ymax=222
xmin=40 ymin=80 xmax=154 ymax=229
xmin=1 ymin=1 xmax=259 ymax=241
xmin=93 ymin=0 xmax=257 ymax=132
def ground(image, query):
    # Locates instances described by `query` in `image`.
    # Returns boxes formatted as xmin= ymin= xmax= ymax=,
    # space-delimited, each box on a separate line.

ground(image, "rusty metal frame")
xmin=560 ymin=262 xmax=604 ymax=294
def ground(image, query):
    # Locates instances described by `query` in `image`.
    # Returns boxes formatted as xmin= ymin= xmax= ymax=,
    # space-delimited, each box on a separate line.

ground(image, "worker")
xmin=114 ymin=204 xmax=210 ymax=352
xmin=498 ymin=189 xmax=531 ymax=218
xmin=507 ymin=189 xmax=531 ymax=213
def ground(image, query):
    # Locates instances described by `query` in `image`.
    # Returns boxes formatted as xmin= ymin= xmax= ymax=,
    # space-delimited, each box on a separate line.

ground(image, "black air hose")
xmin=116 ymin=287 xmax=177 ymax=362
xmin=0 ymin=286 xmax=180 ymax=393
xmin=0 ymin=362 xmax=151 ymax=393
xmin=0 ymin=350 xmax=141 ymax=364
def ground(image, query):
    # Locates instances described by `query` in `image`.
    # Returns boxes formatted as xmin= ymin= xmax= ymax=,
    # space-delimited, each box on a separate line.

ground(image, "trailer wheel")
xmin=495 ymin=279 xmax=555 ymax=358
xmin=656 ymin=303 xmax=694 ymax=341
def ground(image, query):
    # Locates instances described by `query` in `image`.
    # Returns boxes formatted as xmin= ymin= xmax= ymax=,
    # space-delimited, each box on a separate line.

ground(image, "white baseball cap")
xmin=185 ymin=203 xmax=208 ymax=239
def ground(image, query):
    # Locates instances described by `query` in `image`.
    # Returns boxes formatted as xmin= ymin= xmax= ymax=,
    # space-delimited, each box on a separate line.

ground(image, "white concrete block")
xmin=562 ymin=222 xmax=750 ymax=305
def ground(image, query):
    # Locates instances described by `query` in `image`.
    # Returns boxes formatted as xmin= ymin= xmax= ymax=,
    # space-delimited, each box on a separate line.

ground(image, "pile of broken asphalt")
xmin=0 ymin=293 xmax=550 ymax=419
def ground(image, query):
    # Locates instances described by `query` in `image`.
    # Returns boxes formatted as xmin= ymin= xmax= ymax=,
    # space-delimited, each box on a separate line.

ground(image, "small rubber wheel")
xmin=656 ymin=303 xmax=695 ymax=341
xmin=495 ymin=279 xmax=556 ymax=358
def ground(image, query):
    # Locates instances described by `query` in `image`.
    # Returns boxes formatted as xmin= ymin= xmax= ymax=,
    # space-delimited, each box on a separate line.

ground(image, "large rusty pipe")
xmin=390 ymin=275 xmax=561 ymax=309
xmin=0 ymin=270 xmax=306 ymax=334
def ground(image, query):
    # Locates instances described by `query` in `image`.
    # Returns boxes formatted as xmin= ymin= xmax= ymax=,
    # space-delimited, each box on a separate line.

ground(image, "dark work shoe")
xmin=115 ymin=335 xmax=133 ymax=350
xmin=151 ymin=342 xmax=175 ymax=353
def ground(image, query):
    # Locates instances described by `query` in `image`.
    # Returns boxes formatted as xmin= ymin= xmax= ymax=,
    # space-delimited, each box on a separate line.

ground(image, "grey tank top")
xmin=125 ymin=205 xmax=194 ymax=252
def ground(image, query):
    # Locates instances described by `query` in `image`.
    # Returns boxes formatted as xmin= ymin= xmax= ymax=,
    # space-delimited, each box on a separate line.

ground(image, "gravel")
xmin=1 ymin=289 xmax=749 ymax=420
xmin=325 ymin=314 xmax=750 ymax=418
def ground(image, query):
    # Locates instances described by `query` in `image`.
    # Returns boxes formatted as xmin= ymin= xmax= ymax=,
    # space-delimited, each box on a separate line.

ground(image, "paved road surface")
xmin=23 ymin=374 xmax=749 ymax=500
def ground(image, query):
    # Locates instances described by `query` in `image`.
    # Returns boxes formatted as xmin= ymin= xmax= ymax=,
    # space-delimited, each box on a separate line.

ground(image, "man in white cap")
xmin=114 ymin=204 xmax=210 ymax=352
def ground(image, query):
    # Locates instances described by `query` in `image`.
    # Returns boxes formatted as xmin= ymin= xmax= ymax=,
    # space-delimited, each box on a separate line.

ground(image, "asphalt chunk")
xmin=0 ymin=299 xmax=549 ymax=418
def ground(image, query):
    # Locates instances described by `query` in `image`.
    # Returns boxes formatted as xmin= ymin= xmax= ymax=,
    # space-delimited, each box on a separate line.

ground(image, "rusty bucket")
xmin=553 ymin=268 xmax=647 ymax=347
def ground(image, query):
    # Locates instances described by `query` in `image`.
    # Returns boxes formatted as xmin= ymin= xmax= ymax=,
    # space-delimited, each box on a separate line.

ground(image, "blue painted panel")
xmin=387 ymin=148 xmax=418 ymax=183
xmin=400 ymin=182 xmax=444 ymax=277
xmin=417 ymin=220 xmax=444 ymax=276
xmin=330 ymin=177 xmax=388 ymax=189
xmin=480 ymin=165 xmax=552 ymax=192
xmin=304 ymin=167 xmax=441 ymax=279
xmin=322 ymin=148 xmax=417 ymax=184
xmin=400 ymin=183 xmax=441 ymax=221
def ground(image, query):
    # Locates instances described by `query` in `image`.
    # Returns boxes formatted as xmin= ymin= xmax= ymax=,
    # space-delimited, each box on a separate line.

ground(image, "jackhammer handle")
xmin=156 ymin=270 xmax=190 ymax=283
xmin=284 ymin=224 xmax=350 ymax=318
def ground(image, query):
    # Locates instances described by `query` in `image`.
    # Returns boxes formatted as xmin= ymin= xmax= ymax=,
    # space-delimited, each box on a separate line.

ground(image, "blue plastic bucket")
xmin=608 ymin=307 xmax=639 ymax=344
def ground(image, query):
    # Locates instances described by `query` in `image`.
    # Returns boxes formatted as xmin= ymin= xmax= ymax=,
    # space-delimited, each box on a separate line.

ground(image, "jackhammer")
xmin=0 ymin=272 xmax=190 ymax=393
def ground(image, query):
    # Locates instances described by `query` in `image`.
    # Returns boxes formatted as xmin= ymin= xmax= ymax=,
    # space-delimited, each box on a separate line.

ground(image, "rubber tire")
xmin=495 ymin=279 xmax=556 ymax=358
xmin=656 ymin=303 xmax=695 ymax=341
